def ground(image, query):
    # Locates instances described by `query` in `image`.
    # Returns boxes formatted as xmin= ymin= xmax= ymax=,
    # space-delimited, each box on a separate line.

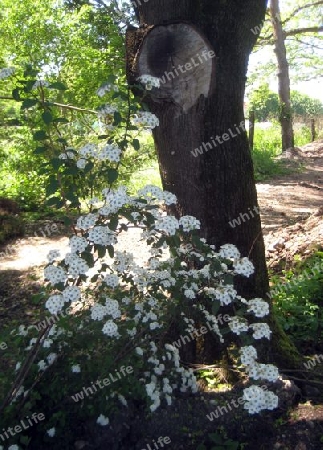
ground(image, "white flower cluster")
xmin=96 ymin=414 xmax=109 ymax=426
xmin=240 ymin=346 xmax=258 ymax=365
xmin=76 ymin=141 xmax=122 ymax=166
xmin=214 ymin=285 xmax=237 ymax=305
xmin=240 ymin=346 xmax=279 ymax=410
xmin=105 ymin=298 xmax=121 ymax=319
xmin=233 ymin=257 xmax=255 ymax=277
xmin=91 ymin=303 xmax=109 ymax=321
xmin=45 ymin=294 xmax=64 ymax=315
xmin=137 ymin=74 xmax=161 ymax=90
xmin=218 ymin=243 xmax=241 ymax=260
xmin=89 ymin=226 xmax=116 ymax=246
xmin=179 ymin=216 xmax=200 ymax=232
xmin=228 ymin=316 xmax=249 ymax=335
xmin=47 ymin=249 xmax=61 ymax=263
xmin=79 ymin=143 xmax=97 ymax=158
xmin=65 ymin=253 xmax=90 ymax=277
xmin=97 ymin=144 xmax=121 ymax=162
xmin=250 ymin=322 xmax=272 ymax=339
xmin=76 ymin=158 xmax=87 ymax=169
xmin=104 ymin=273 xmax=119 ymax=288
xmin=44 ymin=265 xmax=67 ymax=285
xmin=0 ymin=67 xmax=15 ymax=79
xmin=131 ymin=111 xmax=159 ymax=129
xmin=98 ymin=104 xmax=118 ymax=117
xmin=102 ymin=186 xmax=129 ymax=214
xmin=243 ymin=385 xmax=278 ymax=414
xmin=155 ymin=216 xmax=179 ymax=236
xmin=247 ymin=298 xmax=270 ymax=318
xmin=247 ymin=363 xmax=279 ymax=382
xmin=63 ymin=286 xmax=81 ymax=303
xmin=32 ymin=80 xmax=50 ymax=89
xmin=102 ymin=320 xmax=119 ymax=337
xmin=69 ymin=236 xmax=88 ymax=253
xmin=76 ymin=213 xmax=98 ymax=230
xmin=59 ymin=150 xmax=75 ymax=160
xmin=137 ymin=185 xmax=176 ymax=205
xmin=97 ymin=83 xmax=118 ymax=97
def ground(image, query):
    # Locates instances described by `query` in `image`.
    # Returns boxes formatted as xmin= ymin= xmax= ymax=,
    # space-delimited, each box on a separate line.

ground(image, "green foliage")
xmin=248 ymin=83 xmax=323 ymax=122
xmin=271 ymin=251 xmax=323 ymax=347
xmin=197 ymin=430 xmax=242 ymax=450
xmin=0 ymin=214 xmax=24 ymax=244
xmin=251 ymin=123 xmax=290 ymax=181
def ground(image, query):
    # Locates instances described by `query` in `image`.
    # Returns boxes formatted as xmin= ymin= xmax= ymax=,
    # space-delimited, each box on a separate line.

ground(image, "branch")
xmin=281 ymin=0 xmax=323 ymax=27
xmin=285 ymin=26 xmax=323 ymax=37
xmin=0 ymin=96 xmax=97 ymax=114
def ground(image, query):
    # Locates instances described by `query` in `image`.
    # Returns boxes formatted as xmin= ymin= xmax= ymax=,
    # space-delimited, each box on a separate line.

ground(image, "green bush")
xmin=0 ymin=214 xmax=24 ymax=244
xmin=271 ymin=251 xmax=323 ymax=347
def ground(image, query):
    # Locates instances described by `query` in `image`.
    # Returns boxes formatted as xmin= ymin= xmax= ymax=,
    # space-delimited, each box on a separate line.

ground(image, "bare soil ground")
xmin=0 ymin=140 xmax=323 ymax=449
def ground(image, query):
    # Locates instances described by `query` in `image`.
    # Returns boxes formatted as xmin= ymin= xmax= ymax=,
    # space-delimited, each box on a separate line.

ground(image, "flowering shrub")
xmin=0 ymin=67 xmax=279 ymax=448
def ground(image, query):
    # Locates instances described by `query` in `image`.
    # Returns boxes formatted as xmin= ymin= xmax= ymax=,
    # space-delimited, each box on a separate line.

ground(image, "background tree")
xmin=248 ymin=0 xmax=323 ymax=150
xmin=270 ymin=0 xmax=294 ymax=150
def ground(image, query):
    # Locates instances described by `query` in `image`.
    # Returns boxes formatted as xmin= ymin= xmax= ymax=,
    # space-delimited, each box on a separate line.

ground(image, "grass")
xmin=271 ymin=250 xmax=323 ymax=349
xmin=251 ymin=121 xmax=309 ymax=181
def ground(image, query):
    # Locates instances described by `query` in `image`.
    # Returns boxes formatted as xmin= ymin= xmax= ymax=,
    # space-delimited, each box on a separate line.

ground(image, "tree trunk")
xmin=126 ymin=0 xmax=301 ymax=369
xmin=270 ymin=0 xmax=295 ymax=151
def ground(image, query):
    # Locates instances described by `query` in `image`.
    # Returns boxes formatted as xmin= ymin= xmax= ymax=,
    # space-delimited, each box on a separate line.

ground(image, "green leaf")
xmin=107 ymin=168 xmax=118 ymax=184
xmin=132 ymin=138 xmax=140 ymax=151
xmin=21 ymin=98 xmax=38 ymax=109
xmin=46 ymin=196 xmax=62 ymax=207
xmin=62 ymin=216 xmax=73 ymax=226
xmin=42 ymin=110 xmax=53 ymax=124
xmin=23 ymin=65 xmax=38 ymax=78
xmin=19 ymin=435 xmax=31 ymax=446
xmin=33 ymin=130 xmax=48 ymax=141
xmin=64 ymin=166 xmax=79 ymax=176
xmin=196 ymin=445 xmax=207 ymax=450
xmin=31 ymin=293 xmax=45 ymax=305
xmin=48 ymin=81 xmax=68 ymax=90
xmin=12 ymin=88 xmax=21 ymax=101
xmin=82 ymin=251 xmax=95 ymax=268
xmin=107 ymin=74 xmax=117 ymax=83
xmin=33 ymin=146 xmax=47 ymax=155
xmin=51 ymin=158 xmax=63 ymax=171
xmin=93 ymin=245 xmax=106 ymax=259
xmin=113 ymin=111 xmax=122 ymax=126
xmin=209 ymin=434 xmax=223 ymax=444
xmin=107 ymin=245 xmax=114 ymax=258
xmin=212 ymin=301 xmax=221 ymax=316
xmin=46 ymin=179 xmax=60 ymax=196
xmin=222 ymin=274 xmax=234 ymax=285
xmin=84 ymin=161 xmax=94 ymax=174
xmin=109 ymin=216 xmax=118 ymax=231
xmin=24 ymin=80 xmax=37 ymax=92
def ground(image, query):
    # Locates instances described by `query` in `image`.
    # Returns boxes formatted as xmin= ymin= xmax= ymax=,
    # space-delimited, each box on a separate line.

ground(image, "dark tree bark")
xmin=126 ymin=0 xmax=300 ymax=368
xmin=270 ymin=0 xmax=295 ymax=151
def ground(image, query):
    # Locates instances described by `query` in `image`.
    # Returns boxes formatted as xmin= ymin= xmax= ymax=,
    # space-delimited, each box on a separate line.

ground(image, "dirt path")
xmin=259 ymin=140 xmax=323 ymax=234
